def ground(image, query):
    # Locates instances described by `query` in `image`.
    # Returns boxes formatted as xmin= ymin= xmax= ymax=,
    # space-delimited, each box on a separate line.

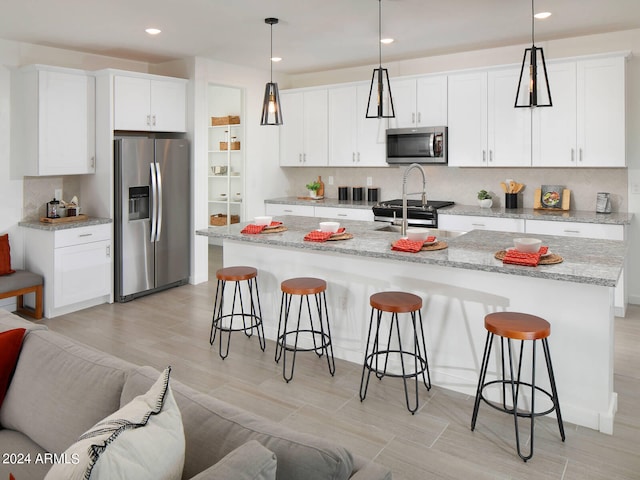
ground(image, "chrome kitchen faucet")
xmin=401 ymin=163 xmax=430 ymax=236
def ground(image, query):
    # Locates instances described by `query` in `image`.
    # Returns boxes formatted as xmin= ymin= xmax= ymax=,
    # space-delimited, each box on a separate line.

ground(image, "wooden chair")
xmin=0 ymin=270 xmax=44 ymax=320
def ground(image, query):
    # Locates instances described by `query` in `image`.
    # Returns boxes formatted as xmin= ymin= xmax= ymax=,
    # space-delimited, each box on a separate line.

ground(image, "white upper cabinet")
xmin=448 ymin=67 xmax=530 ymax=167
xmin=576 ymin=56 xmax=626 ymax=167
xmin=279 ymin=89 xmax=328 ymax=166
xmin=113 ymin=75 xmax=187 ymax=132
xmin=532 ymin=61 xmax=577 ymax=167
xmin=11 ymin=65 xmax=96 ymax=176
xmin=533 ymin=55 xmax=626 ymax=167
xmin=487 ymin=67 xmax=531 ymax=167
xmin=329 ymin=84 xmax=386 ymax=166
xmin=388 ymin=75 xmax=448 ymax=129
xmin=447 ymin=71 xmax=488 ymax=167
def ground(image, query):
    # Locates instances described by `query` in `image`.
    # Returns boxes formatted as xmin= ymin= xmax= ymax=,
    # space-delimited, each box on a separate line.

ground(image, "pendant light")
xmin=260 ymin=17 xmax=283 ymax=125
xmin=515 ymin=0 xmax=552 ymax=108
xmin=366 ymin=0 xmax=395 ymax=119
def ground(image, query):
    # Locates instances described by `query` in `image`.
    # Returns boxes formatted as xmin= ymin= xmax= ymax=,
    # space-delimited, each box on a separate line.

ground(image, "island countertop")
xmin=196 ymin=215 xmax=626 ymax=287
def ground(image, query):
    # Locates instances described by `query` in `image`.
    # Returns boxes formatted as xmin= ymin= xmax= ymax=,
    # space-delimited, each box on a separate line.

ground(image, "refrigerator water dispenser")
xmin=128 ymin=186 xmax=149 ymax=220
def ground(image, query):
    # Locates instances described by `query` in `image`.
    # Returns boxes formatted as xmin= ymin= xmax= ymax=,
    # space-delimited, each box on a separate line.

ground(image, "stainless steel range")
xmin=373 ymin=199 xmax=455 ymax=228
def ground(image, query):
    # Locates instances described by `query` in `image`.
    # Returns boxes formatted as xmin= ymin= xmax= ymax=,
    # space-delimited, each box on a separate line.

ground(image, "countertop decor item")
xmin=534 ymin=186 xmax=571 ymax=211
xmin=477 ymin=190 xmax=493 ymax=208
xmin=365 ymin=0 xmax=395 ymax=119
xmin=260 ymin=18 xmax=283 ymax=126
xmin=514 ymin=0 xmax=552 ymax=108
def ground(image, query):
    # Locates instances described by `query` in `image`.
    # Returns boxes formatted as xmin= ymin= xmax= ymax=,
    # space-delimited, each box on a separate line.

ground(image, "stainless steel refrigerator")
xmin=114 ymin=136 xmax=190 ymax=302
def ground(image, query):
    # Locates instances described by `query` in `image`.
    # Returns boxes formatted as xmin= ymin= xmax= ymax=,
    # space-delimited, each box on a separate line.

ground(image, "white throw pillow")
xmin=45 ymin=366 xmax=185 ymax=480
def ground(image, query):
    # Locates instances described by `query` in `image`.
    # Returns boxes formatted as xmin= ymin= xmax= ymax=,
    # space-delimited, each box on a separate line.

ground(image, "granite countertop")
xmin=19 ymin=217 xmax=112 ymax=231
xmin=264 ymin=197 xmax=632 ymax=225
xmin=196 ymin=215 xmax=626 ymax=287
xmin=439 ymin=204 xmax=633 ymax=225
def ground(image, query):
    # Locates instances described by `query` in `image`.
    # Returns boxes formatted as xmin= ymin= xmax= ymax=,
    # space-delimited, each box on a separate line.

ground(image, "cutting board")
xmin=40 ymin=214 xmax=88 ymax=224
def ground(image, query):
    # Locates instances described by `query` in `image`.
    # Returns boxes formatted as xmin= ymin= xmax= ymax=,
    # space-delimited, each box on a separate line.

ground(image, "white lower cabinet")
xmin=23 ymin=223 xmax=112 ymax=318
xmin=265 ymin=204 xmax=315 ymax=217
xmin=264 ymin=203 xmax=373 ymax=221
xmin=438 ymin=214 xmax=525 ymax=233
xmin=314 ymin=206 xmax=374 ymax=221
xmin=526 ymin=219 xmax=626 ymax=316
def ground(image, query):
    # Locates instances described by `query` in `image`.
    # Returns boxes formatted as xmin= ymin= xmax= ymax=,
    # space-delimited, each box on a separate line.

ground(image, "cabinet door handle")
xmin=146 ymin=115 xmax=151 ymax=126
xmin=152 ymin=115 xmax=157 ymax=126
xmin=489 ymin=150 xmax=493 ymax=162
xmin=571 ymin=148 xmax=575 ymax=162
xmin=299 ymin=154 xmax=302 ymax=163
xmin=482 ymin=150 xmax=486 ymax=163
xmin=357 ymin=152 xmax=360 ymax=163
xmin=106 ymin=245 xmax=111 ymax=257
xmin=352 ymin=152 xmax=355 ymax=163
xmin=90 ymin=156 xmax=95 ymax=169
xmin=411 ymin=113 xmax=415 ymax=124
xmin=417 ymin=112 xmax=421 ymax=124
xmin=579 ymin=148 xmax=583 ymax=162
xmin=78 ymin=233 xmax=93 ymax=237
xmin=471 ymin=223 xmax=486 ymax=227
xmin=337 ymin=213 xmax=348 ymax=217
xmin=303 ymin=153 xmax=307 ymax=163
xmin=564 ymin=229 xmax=581 ymax=234
xmin=284 ymin=209 xmax=293 ymax=213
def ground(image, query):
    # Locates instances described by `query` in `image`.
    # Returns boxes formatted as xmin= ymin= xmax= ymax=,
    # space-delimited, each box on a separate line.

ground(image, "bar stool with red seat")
xmin=471 ymin=312 xmax=565 ymax=461
xmin=359 ymin=291 xmax=431 ymax=414
xmin=209 ymin=266 xmax=265 ymax=359
xmin=275 ymin=277 xmax=335 ymax=382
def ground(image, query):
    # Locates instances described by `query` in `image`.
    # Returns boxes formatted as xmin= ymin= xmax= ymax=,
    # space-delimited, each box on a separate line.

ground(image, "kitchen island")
xmin=197 ymin=215 xmax=627 ymax=434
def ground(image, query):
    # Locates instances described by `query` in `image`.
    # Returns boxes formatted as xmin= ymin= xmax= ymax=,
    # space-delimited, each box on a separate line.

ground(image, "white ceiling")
xmin=1 ymin=0 xmax=639 ymax=75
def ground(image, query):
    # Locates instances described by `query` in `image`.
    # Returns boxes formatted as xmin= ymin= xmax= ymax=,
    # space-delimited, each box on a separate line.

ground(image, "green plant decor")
xmin=306 ymin=181 xmax=321 ymax=192
xmin=477 ymin=189 xmax=492 ymax=200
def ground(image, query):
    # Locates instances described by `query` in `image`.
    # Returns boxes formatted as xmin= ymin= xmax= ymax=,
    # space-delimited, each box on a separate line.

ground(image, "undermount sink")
xmin=374 ymin=224 xmax=467 ymax=238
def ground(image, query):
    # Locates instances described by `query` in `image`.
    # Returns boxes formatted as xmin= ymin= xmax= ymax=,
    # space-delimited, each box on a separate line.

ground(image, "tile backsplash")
xmin=23 ymin=176 xmax=83 ymax=220
xmin=282 ymin=166 xmax=628 ymax=212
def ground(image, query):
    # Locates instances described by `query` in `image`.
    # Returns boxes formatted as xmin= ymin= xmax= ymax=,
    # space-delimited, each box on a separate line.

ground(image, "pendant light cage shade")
xmin=366 ymin=67 xmax=395 ymax=118
xmin=515 ymin=45 xmax=553 ymax=108
xmin=260 ymin=17 xmax=283 ymax=125
xmin=366 ymin=0 xmax=395 ymax=119
xmin=261 ymin=82 xmax=283 ymax=125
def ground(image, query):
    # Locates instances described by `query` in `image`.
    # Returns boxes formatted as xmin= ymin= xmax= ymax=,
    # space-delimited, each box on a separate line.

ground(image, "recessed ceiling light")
xmin=534 ymin=12 xmax=552 ymax=19
xmin=381 ymin=38 xmax=394 ymax=44
xmin=145 ymin=28 xmax=162 ymax=35
xmin=271 ymin=57 xmax=282 ymax=62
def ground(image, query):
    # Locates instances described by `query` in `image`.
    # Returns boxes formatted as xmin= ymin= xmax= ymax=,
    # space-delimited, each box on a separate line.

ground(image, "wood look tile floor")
xmin=43 ymin=246 xmax=640 ymax=479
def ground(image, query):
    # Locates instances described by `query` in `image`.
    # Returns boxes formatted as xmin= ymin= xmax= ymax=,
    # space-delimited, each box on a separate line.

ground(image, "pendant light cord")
xmin=378 ymin=0 xmax=382 ymax=68
xmin=270 ymin=23 xmax=274 ymax=82
xmin=531 ymin=0 xmax=535 ymax=45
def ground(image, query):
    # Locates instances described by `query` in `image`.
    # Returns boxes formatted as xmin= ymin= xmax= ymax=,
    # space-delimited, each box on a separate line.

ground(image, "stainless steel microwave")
xmin=386 ymin=126 xmax=447 ymax=165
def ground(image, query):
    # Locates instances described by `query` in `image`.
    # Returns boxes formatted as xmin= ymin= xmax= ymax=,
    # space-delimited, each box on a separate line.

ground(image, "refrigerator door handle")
xmin=155 ymin=162 xmax=163 ymax=242
xmin=150 ymin=162 xmax=158 ymax=242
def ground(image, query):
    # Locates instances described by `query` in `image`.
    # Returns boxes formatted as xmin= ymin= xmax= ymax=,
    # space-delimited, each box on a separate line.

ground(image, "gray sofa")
xmin=0 ymin=311 xmax=391 ymax=480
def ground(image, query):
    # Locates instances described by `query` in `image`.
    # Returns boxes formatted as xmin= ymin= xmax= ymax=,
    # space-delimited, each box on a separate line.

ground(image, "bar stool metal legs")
xmin=275 ymin=277 xmax=335 ymax=383
xmin=210 ymin=266 xmax=265 ymax=359
xmin=359 ymin=291 xmax=431 ymax=414
xmin=471 ymin=312 xmax=565 ymax=462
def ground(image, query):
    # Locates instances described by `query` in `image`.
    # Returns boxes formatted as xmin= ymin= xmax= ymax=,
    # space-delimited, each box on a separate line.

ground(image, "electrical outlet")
xmin=632 ymin=183 xmax=640 ymax=195
xmin=328 ymin=176 xmax=334 ymax=185
xmin=366 ymin=176 xmax=373 ymax=186
xmin=54 ymin=188 xmax=62 ymax=200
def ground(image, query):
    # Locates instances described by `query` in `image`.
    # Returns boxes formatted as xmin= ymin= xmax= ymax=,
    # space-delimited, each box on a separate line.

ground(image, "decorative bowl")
xmin=513 ymin=238 xmax=542 ymax=253
xmin=319 ymin=221 xmax=340 ymax=233
xmin=254 ymin=216 xmax=272 ymax=226
xmin=406 ymin=228 xmax=432 ymax=242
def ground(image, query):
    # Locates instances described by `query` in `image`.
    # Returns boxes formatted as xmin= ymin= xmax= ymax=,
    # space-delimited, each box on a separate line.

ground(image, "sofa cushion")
xmin=189 ymin=440 xmax=277 ymax=480
xmin=45 ymin=367 xmax=185 ymax=480
xmin=0 ymin=328 xmax=25 ymax=409
xmin=0 ymin=234 xmax=16 ymax=276
xmin=0 ymin=330 xmax=134 ymax=454
xmin=122 ymin=366 xmax=354 ymax=480
xmin=0 ymin=429 xmax=50 ymax=480
xmin=0 ymin=310 xmax=47 ymax=333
